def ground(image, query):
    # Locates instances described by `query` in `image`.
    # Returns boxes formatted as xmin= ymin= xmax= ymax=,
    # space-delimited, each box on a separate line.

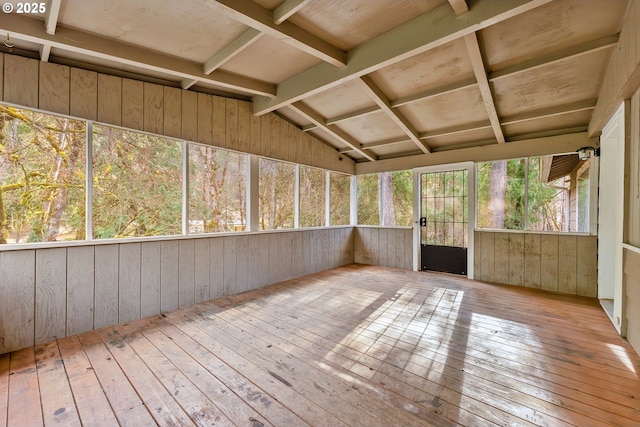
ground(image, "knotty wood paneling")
xmin=194 ymin=239 xmax=210 ymax=303
xmin=97 ymin=74 xmax=122 ymax=126
xmin=66 ymin=246 xmax=94 ymax=336
xmin=238 ymin=101 xmax=251 ymax=154
xmin=624 ymin=247 xmax=640 ymax=354
xmin=225 ymin=98 xmax=239 ymax=151
xmin=122 ymin=79 xmax=144 ymax=131
xmin=35 ymin=248 xmax=67 ymax=344
xmin=558 ymin=235 xmax=577 ymax=294
xmin=474 ymin=231 xmax=596 ymax=297
xmin=94 ymin=245 xmax=119 ymax=329
xmin=119 ymin=243 xmax=141 ymax=323
xmin=140 ymin=241 xmax=161 ymax=317
xmin=493 ymin=233 xmax=510 ymax=285
xmin=209 ymin=237 xmax=224 ymax=299
xmin=540 ymin=234 xmax=559 ymax=292
xmin=197 ymin=93 xmax=213 ymax=145
xmin=212 ymin=95 xmax=226 ymax=148
xmin=143 ymin=83 xmax=163 ymax=134
xmin=39 ymin=62 xmax=70 ymax=115
xmin=250 ymin=106 xmax=261 ymax=155
xmin=0 ymin=250 xmax=35 ymax=354
xmin=354 ymin=227 xmax=412 ymax=270
xmin=181 ymin=90 xmax=198 ymax=143
xmin=160 ymin=240 xmax=179 ymax=312
xmin=178 ymin=240 xmax=195 ymax=307
xmin=163 ymin=87 xmax=181 ymax=139
xmin=4 ymin=55 xmax=38 ymax=108
xmin=523 ymin=233 xmax=541 ymax=289
xmin=70 ymin=68 xmax=97 ymax=120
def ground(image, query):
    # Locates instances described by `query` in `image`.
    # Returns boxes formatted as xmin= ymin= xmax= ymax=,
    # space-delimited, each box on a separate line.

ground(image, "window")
xmin=357 ymin=174 xmax=379 ymax=225
xmin=330 ymin=172 xmax=350 ymax=225
xmin=299 ymin=166 xmax=326 ymax=227
xmin=0 ymin=106 xmax=85 ymax=243
xmin=92 ymin=125 xmax=182 ymax=238
xmin=259 ymin=158 xmax=295 ymax=230
xmin=387 ymin=170 xmax=413 ymax=227
xmin=477 ymin=155 xmax=589 ymax=232
xmin=189 ymin=145 xmax=247 ymax=233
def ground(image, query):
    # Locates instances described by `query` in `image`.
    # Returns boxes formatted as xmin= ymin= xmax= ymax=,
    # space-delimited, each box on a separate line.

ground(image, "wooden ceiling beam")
xmin=448 ymin=0 xmax=469 ymax=15
xmin=208 ymin=0 xmax=346 ymax=67
xmin=0 ymin=14 xmax=276 ymax=97
xmin=45 ymin=0 xmax=62 ymax=35
xmin=357 ymin=75 xmax=431 ymax=153
xmin=501 ymin=100 xmax=597 ymax=125
xmin=464 ymin=32 xmax=505 ymax=143
xmin=290 ymin=102 xmax=377 ymax=161
xmin=203 ymin=28 xmax=263 ymax=74
xmin=490 ymin=34 xmax=619 ymax=81
xmin=273 ymin=0 xmax=311 ymax=24
xmin=252 ymin=0 xmax=553 ymax=115
xmin=355 ymin=132 xmax=594 ymax=175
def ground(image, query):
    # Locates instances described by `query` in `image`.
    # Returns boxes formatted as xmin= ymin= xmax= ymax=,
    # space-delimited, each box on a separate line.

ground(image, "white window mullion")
xmin=325 ymin=171 xmax=331 ymax=226
xmin=182 ymin=142 xmax=189 ymax=235
xmin=85 ymin=121 xmax=93 ymax=241
xmin=350 ymin=175 xmax=358 ymax=226
xmin=294 ymin=164 xmax=301 ymax=228
xmin=247 ymin=155 xmax=260 ymax=231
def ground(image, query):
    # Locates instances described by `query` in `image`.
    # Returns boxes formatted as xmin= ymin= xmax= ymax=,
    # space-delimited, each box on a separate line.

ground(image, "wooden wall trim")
xmin=0 ymin=53 xmax=354 ymax=175
xmin=0 ymin=228 xmax=354 ymax=354
xmin=474 ymin=231 xmax=597 ymax=297
xmin=624 ymin=247 xmax=640 ymax=355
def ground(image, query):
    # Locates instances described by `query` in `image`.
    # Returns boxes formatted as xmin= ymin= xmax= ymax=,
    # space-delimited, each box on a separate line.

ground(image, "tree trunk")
xmin=381 ymin=172 xmax=396 ymax=226
xmin=488 ymin=160 xmax=507 ymax=228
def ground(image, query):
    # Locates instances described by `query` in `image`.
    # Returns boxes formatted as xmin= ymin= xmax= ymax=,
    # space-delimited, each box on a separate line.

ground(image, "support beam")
xmin=464 ymin=32 xmax=505 ymax=143
xmin=357 ymin=75 xmax=431 ymax=153
xmin=0 ymin=14 xmax=276 ymax=97
xmin=181 ymin=79 xmax=197 ymax=90
xmin=273 ymin=0 xmax=311 ymax=24
xmin=253 ymin=0 xmax=553 ymax=114
xmin=289 ymin=102 xmax=377 ymax=161
xmin=501 ymin=100 xmax=597 ymax=125
xmin=356 ymin=132 xmax=594 ymax=174
xmin=208 ymin=0 xmax=346 ymax=67
xmin=490 ymin=35 xmax=619 ymax=81
xmin=203 ymin=28 xmax=263 ymax=74
xmin=448 ymin=0 xmax=469 ymax=15
xmin=45 ymin=0 xmax=62 ymax=35
xmin=39 ymin=43 xmax=51 ymax=62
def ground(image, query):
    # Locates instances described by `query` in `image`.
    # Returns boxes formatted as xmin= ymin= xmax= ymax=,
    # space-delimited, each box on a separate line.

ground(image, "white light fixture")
xmin=577 ymin=146 xmax=599 ymax=161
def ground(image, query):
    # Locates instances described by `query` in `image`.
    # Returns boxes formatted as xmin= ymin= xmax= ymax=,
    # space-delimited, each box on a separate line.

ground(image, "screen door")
xmin=419 ymin=169 xmax=469 ymax=275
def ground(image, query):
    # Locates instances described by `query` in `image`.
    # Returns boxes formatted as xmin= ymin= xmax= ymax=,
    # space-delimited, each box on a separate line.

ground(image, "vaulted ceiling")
xmin=0 ymin=0 xmax=629 ymax=164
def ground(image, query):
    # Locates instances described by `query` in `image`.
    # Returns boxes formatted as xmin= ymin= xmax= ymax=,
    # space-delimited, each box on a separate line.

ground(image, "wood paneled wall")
xmin=589 ymin=0 xmax=640 ymax=136
xmin=354 ymin=227 xmax=412 ymax=270
xmin=624 ymin=247 xmax=640 ymax=354
xmin=0 ymin=53 xmax=354 ymax=175
xmin=0 ymin=228 xmax=354 ymax=354
xmin=474 ymin=231 xmax=597 ymax=297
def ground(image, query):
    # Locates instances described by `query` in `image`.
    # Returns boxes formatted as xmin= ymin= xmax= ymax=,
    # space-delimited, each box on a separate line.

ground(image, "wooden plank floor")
xmin=1 ymin=264 xmax=639 ymax=426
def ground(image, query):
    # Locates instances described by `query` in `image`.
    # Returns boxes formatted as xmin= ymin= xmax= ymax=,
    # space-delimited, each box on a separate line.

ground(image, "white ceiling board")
xmin=493 ymin=50 xmax=610 ymax=117
xmin=481 ymin=0 xmax=628 ymax=71
xmin=307 ymin=128 xmax=348 ymax=150
xmin=221 ymin=35 xmax=321 ymax=84
xmin=504 ymin=109 xmax=593 ymax=138
xmin=303 ymin=79 xmax=378 ymax=119
xmin=288 ymin=0 xmax=447 ymax=50
xmin=369 ymin=141 xmax=418 ymax=157
xmin=398 ymin=85 xmax=488 ymax=133
xmin=336 ymin=111 xmax=407 ymax=144
xmin=58 ymin=0 xmax=247 ymax=63
xmin=370 ymin=38 xmax=474 ymax=100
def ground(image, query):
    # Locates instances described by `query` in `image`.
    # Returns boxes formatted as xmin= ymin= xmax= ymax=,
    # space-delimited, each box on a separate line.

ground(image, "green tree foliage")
xmin=0 ymin=106 xmax=85 ymax=243
xmin=357 ymin=174 xmax=380 ymax=225
xmin=92 ymin=125 xmax=182 ymax=238
xmin=330 ymin=172 xmax=350 ymax=225
xmin=391 ymin=170 xmax=413 ymax=227
xmin=189 ymin=145 xmax=246 ymax=233
xmin=300 ymin=166 xmax=326 ymax=227
xmin=259 ymin=159 xmax=294 ymax=229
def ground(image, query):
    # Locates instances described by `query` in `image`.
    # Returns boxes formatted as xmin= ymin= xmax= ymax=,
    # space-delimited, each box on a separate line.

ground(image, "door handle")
xmin=419 ymin=217 xmax=427 ymax=226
